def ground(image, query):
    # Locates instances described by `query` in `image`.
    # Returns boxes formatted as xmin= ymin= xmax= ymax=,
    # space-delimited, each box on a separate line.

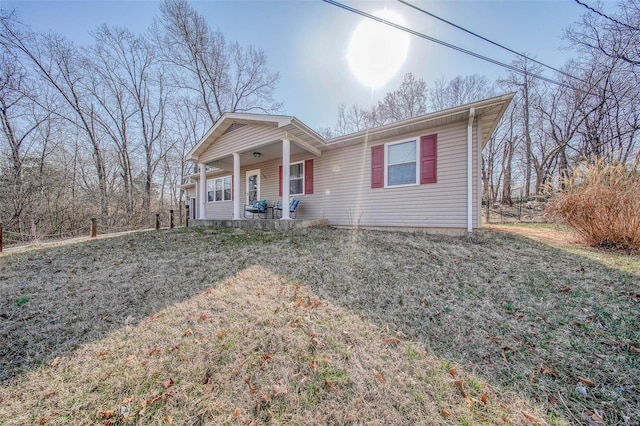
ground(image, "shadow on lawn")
xmin=0 ymin=227 xmax=638 ymax=424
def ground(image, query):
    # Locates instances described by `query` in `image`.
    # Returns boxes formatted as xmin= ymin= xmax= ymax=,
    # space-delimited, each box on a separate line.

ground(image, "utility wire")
xmin=398 ymin=0 xmax=586 ymax=83
xmin=574 ymin=0 xmax=640 ymax=32
xmin=320 ymin=0 xmax=585 ymax=92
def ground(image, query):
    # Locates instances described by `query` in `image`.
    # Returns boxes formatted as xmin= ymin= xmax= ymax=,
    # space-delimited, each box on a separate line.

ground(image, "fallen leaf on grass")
xmin=449 ymin=368 xmax=456 ymax=377
xmin=146 ymin=395 xmax=163 ymax=405
xmin=100 ymin=410 xmax=114 ymax=419
xmin=162 ymin=378 xmax=174 ymax=389
xmin=182 ymin=328 xmax=193 ymax=337
xmin=166 ymin=415 xmax=172 ymax=424
xmin=522 ymin=411 xmax=538 ymax=422
xmin=233 ymin=407 xmax=241 ymax=418
xmin=540 ymin=366 xmax=558 ymax=377
xmin=49 ymin=357 xmax=60 ymax=367
xmin=582 ymin=409 xmax=605 ymax=426
xmin=440 ymin=409 xmax=452 ymax=417
xmin=481 ymin=392 xmax=488 ymax=405
xmin=217 ymin=330 xmax=227 ymax=339
xmin=150 ymin=314 xmax=161 ymax=321
xmin=630 ymin=346 xmax=640 ymax=354
xmin=548 ymin=394 xmax=558 ymax=406
xmin=149 ymin=348 xmax=160 ymax=356
xmin=273 ymin=385 xmax=287 ymax=397
xmin=578 ymin=376 xmax=595 ymax=387
xmin=373 ymin=371 xmax=385 ymax=384
xmin=199 ymin=313 xmax=208 ymax=321
xmin=383 ymin=337 xmax=401 ymax=345
xmin=39 ymin=417 xmax=47 ymax=425
xmin=244 ymin=378 xmax=256 ymax=394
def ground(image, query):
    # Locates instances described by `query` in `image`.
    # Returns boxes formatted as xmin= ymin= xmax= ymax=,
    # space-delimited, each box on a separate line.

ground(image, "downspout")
xmin=467 ymin=107 xmax=475 ymax=234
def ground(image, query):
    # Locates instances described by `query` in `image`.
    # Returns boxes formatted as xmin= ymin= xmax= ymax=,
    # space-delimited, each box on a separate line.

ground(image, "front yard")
xmin=0 ymin=226 xmax=638 ymax=424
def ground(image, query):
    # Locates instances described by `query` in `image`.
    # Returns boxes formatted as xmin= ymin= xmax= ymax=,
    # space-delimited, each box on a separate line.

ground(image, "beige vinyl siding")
xmin=191 ymin=120 xmax=482 ymax=228
xmin=198 ymin=124 xmax=285 ymax=163
xmin=298 ymin=121 xmax=478 ymax=228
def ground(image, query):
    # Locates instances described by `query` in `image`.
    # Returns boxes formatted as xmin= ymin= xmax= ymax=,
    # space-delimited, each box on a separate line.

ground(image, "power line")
xmin=320 ymin=0 xmax=585 ymax=92
xmin=574 ymin=0 xmax=640 ymax=32
xmin=398 ymin=0 xmax=586 ymax=84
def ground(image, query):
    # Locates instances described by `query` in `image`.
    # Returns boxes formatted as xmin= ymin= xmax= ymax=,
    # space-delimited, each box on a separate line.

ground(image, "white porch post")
xmin=199 ymin=163 xmax=207 ymax=219
xmin=281 ymin=138 xmax=291 ymax=220
xmin=233 ymin=153 xmax=241 ymax=220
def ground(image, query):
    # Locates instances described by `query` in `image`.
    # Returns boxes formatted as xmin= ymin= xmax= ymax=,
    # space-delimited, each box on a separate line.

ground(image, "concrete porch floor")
xmin=189 ymin=218 xmax=328 ymax=230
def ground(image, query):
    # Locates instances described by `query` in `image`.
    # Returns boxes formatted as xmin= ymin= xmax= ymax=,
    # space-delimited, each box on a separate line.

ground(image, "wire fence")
xmin=483 ymin=196 xmax=549 ymax=224
xmin=0 ymin=208 xmax=183 ymax=252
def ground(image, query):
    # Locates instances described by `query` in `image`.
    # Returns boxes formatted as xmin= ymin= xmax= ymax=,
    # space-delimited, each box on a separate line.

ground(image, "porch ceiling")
xmin=204 ymin=140 xmax=310 ymax=172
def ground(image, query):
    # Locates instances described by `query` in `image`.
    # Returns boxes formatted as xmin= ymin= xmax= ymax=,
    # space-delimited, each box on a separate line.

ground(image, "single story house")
xmin=182 ymin=93 xmax=514 ymax=233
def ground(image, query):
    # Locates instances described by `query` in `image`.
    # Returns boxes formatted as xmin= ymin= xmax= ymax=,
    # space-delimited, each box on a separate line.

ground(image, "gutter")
xmin=467 ymin=107 xmax=475 ymax=234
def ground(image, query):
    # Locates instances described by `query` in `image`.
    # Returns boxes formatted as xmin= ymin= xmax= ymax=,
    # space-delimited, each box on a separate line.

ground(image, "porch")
xmin=185 ymin=113 xmax=325 ymax=222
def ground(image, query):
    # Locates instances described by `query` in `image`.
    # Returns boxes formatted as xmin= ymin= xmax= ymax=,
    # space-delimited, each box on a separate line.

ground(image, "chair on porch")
xmin=244 ymin=199 xmax=268 ymax=219
xmin=274 ymin=198 xmax=300 ymax=219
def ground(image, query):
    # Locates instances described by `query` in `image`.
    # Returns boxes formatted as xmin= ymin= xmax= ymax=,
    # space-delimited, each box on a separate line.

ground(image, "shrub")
xmin=546 ymin=161 xmax=640 ymax=252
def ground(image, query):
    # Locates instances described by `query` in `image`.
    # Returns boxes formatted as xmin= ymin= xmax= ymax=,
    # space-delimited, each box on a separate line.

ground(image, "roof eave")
xmin=327 ymin=93 xmax=515 ymax=146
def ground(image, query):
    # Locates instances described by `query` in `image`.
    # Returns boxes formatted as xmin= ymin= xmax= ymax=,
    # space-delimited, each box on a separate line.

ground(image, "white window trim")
xmin=384 ymin=138 xmax=420 ymax=188
xmin=206 ymin=175 xmax=233 ymax=203
xmin=289 ymin=160 xmax=305 ymax=196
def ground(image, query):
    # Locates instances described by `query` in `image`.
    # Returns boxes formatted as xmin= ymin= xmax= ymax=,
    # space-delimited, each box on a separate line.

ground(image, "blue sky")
xmin=3 ymin=0 xmax=595 ymax=130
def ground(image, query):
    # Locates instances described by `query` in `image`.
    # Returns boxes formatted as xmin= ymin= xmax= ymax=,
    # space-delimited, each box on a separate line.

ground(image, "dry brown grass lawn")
xmin=1 ymin=226 xmax=638 ymax=425
xmin=0 ymin=266 xmax=547 ymax=425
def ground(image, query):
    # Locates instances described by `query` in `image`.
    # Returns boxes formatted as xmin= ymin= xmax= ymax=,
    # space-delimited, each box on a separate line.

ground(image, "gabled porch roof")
xmin=186 ymin=112 xmax=327 ymax=163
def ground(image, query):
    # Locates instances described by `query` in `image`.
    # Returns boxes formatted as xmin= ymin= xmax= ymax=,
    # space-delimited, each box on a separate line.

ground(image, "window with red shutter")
xmin=304 ymin=159 xmax=314 ymax=194
xmin=371 ymin=145 xmax=384 ymax=188
xmin=278 ymin=165 xmax=283 ymax=196
xmin=420 ymin=134 xmax=437 ymax=184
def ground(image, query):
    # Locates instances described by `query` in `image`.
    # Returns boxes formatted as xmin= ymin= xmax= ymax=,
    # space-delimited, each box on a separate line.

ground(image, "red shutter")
xmin=420 ymin=134 xmax=437 ymax=184
xmin=371 ymin=145 xmax=384 ymax=188
xmin=278 ymin=165 xmax=283 ymax=196
xmin=304 ymin=159 xmax=314 ymax=194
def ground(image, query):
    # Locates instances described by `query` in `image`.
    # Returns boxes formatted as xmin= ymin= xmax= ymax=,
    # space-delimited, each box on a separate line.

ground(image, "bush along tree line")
xmin=1 ymin=0 xmax=639 ymax=248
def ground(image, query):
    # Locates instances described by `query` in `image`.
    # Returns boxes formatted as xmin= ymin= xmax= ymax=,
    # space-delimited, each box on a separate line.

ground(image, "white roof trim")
xmin=185 ymin=93 xmax=514 ymax=162
xmin=186 ymin=112 xmax=318 ymax=161
xmin=326 ymin=93 xmax=515 ymax=146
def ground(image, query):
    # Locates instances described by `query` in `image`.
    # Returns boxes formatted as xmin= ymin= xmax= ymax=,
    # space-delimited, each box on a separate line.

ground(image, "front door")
xmin=246 ymin=169 xmax=260 ymax=205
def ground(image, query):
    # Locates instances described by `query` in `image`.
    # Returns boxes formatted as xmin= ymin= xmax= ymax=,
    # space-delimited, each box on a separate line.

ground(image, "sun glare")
xmin=347 ymin=10 xmax=410 ymax=89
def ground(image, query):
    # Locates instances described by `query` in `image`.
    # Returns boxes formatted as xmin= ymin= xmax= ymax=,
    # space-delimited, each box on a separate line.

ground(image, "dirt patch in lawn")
xmin=1 ymin=227 xmax=638 ymax=424
xmin=487 ymin=224 xmax=583 ymax=248
xmin=0 ymin=266 xmax=548 ymax=425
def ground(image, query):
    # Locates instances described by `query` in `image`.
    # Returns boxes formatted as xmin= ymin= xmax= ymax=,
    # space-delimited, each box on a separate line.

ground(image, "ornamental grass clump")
xmin=546 ymin=160 xmax=640 ymax=252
